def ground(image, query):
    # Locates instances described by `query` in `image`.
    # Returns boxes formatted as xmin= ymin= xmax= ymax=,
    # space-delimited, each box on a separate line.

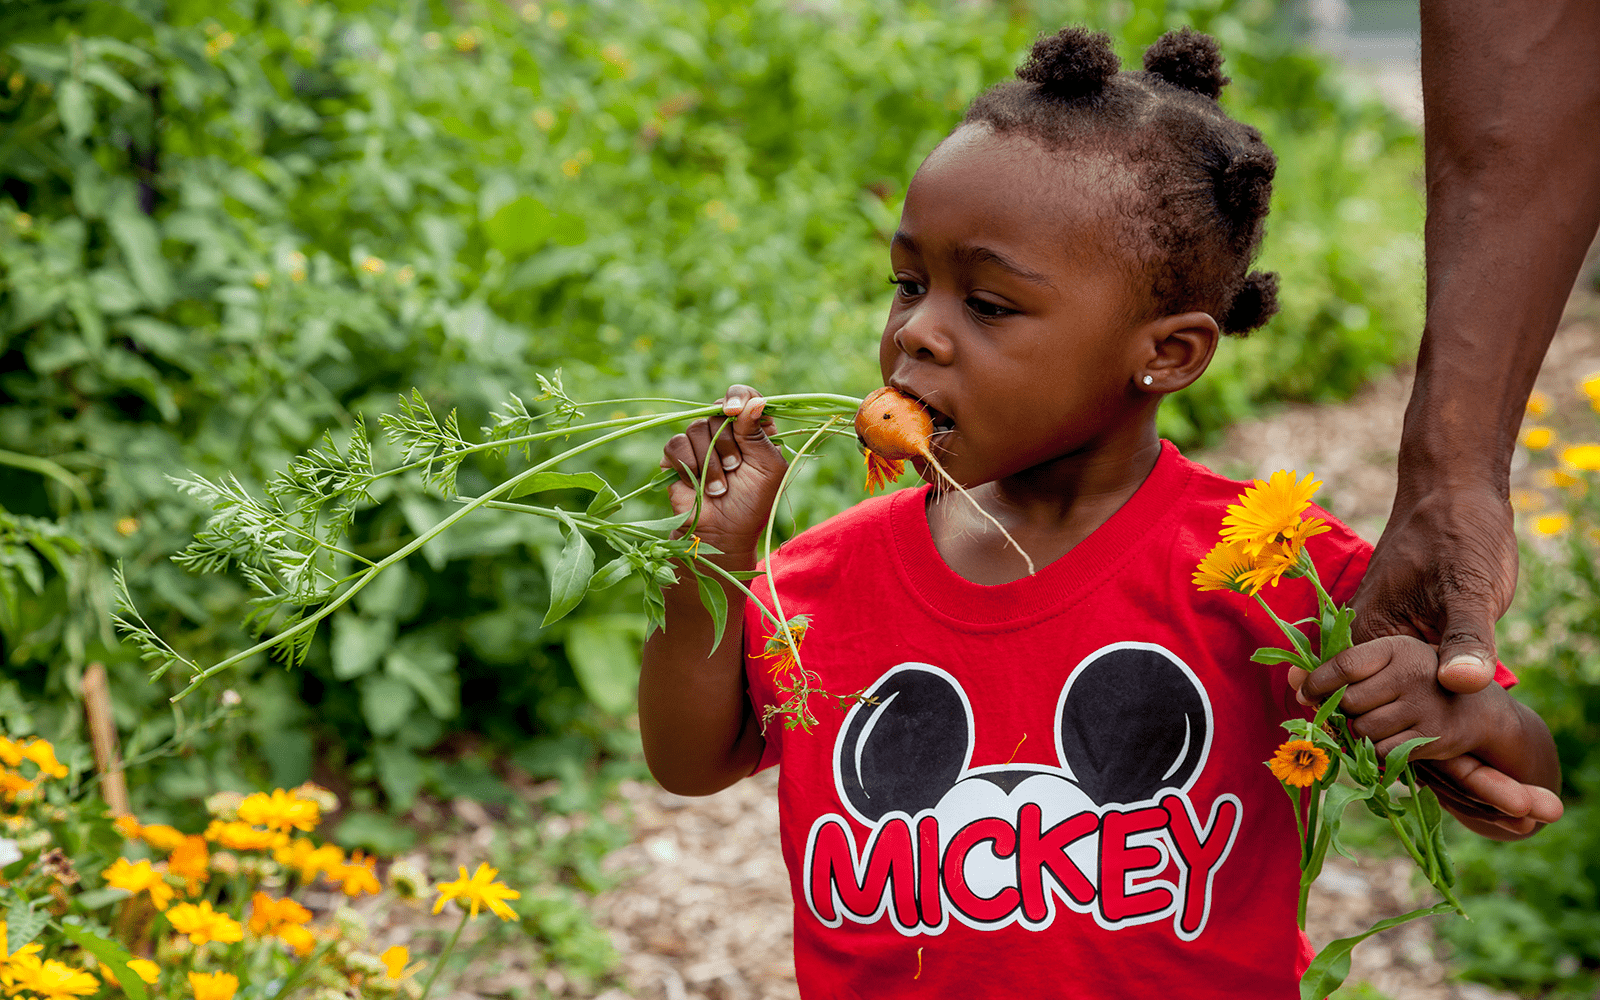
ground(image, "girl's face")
xmin=880 ymin=126 xmax=1154 ymax=489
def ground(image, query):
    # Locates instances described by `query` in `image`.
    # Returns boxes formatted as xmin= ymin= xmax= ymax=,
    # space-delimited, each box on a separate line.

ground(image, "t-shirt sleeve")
xmin=1316 ymin=517 xmax=1517 ymax=688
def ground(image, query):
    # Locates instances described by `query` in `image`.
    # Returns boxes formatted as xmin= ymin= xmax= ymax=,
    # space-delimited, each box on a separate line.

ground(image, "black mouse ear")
xmin=1055 ymin=644 xmax=1210 ymax=806
xmin=836 ymin=664 xmax=972 ymax=824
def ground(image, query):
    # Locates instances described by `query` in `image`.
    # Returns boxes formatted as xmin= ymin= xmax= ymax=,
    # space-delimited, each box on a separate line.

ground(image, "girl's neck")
xmin=925 ymin=424 xmax=1163 ymax=586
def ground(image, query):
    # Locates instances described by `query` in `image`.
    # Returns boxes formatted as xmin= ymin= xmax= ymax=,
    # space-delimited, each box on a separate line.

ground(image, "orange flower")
xmin=1220 ymin=470 xmax=1331 ymax=558
xmin=1268 ymin=739 xmax=1330 ymax=788
xmin=188 ymin=970 xmax=239 ymax=1000
xmin=103 ymin=857 xmax=173 ymax=911
xmin=248 ymin=891 xmax=312 ymax=936
xmin=167 ymin=835 xmax=210 ymax=894
xmin=112 ymin=814 xmax=142 ymax=840
xmin=863 ymin=449 xmax=905 ymax=495
xmin=326 ymin=851 xmax=381 ymax=897
xmin=1192 ymin=539 xmax=1299 ymax=597
xmin=205 ymin=819 xmax=282 ymax=851
xmin=277 ymin=923 xmax=316 ymax=957
xmin=273 ymin=838 xmax=344 ymax=884
xmin=758 ymin=614 xmax=811 ymax=678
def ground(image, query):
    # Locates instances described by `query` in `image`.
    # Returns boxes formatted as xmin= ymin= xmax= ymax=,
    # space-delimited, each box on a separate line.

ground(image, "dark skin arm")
xmin=1294 ymin=636 xmax=1562 ymax=841
xmin=638 ymin=386 xmax=783 ymax=796
xmin=1354 ymin=1 xmax=1600 ymax=692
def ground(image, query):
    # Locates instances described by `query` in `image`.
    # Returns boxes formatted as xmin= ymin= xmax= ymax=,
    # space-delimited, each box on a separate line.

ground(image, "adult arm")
xmin=1353 ymin=1 xmax=1600 ymax=691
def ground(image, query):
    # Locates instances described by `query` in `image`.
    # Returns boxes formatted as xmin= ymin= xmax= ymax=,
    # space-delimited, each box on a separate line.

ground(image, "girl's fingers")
xmin=1345 ymin=702 xmax=1416 ymax=748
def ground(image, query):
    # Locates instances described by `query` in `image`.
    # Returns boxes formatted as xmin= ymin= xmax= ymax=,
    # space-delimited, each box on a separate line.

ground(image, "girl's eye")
xmin=889 ymin=277 xmax=926 ymax=298
xmin=968 ymin=297 xmax=1015 ymax=318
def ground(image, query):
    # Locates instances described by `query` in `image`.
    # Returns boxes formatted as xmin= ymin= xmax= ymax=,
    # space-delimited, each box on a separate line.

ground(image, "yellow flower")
xmin=1192 ymin=539 xmax=1299 ymax=597
xmin=274 ymin=838 xmax=344 ymax=884
xmin=1533 ymin=514 xmax=1571 ymax=536
xmin=1521 ymin=425 xmax=1555 ymax=450
xmin=432 ymin=862 xmax=521 ymax=921
xmin=0 ymin=769 xmax=37 ymax=800
xmin=1268 ymin=739 xmax=1330 ymax=788
xmin=1220 ymin=470 xmax=1332 ymax=556
xmin=166 ymin=900 xmax=244 ymax=946
xmin=140 ymin=824 xmax=187 ymax=852
xmin=237 ymin=789 xmax=320 ymax=833
xmin=327 ymin=851 xmax=381 ymax=897
xmin=863 ymin=449 xmax=905 ymax=495
xmin=3 ymin=953 xmax=98 ymax=998
xmin=380 ymin=944 xmax=425 ymax=980
xmin=0 ymin=737 xmax=21 ymax=768
xmin=277 ymin=923 xmax=316 ymax=957
xmin=1581 ymin=372 xmax=1600 ymax=406
xmin=97 ymin=958 xmax=161 ymax=986
xmin=1526 ymin=389 xmax=1552 ymax=416
xmin=112 ymin=814 xmax=142 ymax=840
xmin=188 ymin=970 xmax=239 ymax=1000
xmin=204 ymin=819 xmax=282 ymax=852
xmin=19 ymin=738 xmax=67 ymax=779
xmin=1537 ymin=467 xmax=1586 ymax=494
xmin=532 ymin=106 xmax=556 ymax=130
xmin=360 ymin=256 xmax=386 ymax=275
xmin=103 ymin=857 xmax=173 ymax=910
xmin=1560 ymin=443 xmax=1600 ymax=471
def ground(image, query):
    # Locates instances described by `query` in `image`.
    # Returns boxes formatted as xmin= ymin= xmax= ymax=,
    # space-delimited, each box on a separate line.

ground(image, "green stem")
xmin=170 ymin=397 xmax=859 ymax=701
xmin=415 ymin=910 xmax=470 ymax=1000
xmin=1251 ymin=593 xmax=1318 ymax=669
xmin=0 ymin=448 xmax=93 ymax=513
xmin=271 ymin=940 xmax=335 ymax=998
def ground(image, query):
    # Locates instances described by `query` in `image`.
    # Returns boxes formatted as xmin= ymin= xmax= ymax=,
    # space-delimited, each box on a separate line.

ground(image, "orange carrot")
xmin=854 ymin=387 xmax=1035 ymax=575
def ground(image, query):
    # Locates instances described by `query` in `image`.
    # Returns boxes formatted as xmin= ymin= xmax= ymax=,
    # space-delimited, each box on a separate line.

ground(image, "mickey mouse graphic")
xmin=802 ymin=642 xmax=1244 ymax=942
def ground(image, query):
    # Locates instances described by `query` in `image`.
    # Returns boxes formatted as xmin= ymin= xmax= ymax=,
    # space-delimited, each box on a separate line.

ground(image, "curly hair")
xmin=962 ymin=26 xmax=1279 ymax=335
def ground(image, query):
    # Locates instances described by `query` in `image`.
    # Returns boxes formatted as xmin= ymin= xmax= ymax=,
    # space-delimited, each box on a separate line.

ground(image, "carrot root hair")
xmin=920 ymin=448 xmax=1036 ymax=576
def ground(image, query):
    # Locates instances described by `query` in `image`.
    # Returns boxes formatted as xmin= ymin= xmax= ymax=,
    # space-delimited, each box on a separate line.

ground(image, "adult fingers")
xmin=1424 ymin=756 xmax=1563 ymax=826
xmin=1434 ymin=592 xmax=1500 ymax=694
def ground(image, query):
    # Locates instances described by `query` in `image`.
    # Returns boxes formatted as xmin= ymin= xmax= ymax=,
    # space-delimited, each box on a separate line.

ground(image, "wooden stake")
xmin=81 ymin=663 xmax=129 ymax=816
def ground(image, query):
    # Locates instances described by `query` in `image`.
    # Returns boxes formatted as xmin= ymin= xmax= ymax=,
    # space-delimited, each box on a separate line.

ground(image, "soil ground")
xmin=582 ymin=287 xmax=1600 ymax=1000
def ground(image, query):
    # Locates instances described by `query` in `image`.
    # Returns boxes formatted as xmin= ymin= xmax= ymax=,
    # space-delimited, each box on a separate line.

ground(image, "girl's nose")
xmin=892 ymin=306 xmax=955 ymax=365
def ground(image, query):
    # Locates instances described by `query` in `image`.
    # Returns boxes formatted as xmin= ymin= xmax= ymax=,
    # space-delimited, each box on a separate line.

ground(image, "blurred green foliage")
xmin=0 ymin=0 xmax=1423 ymax=825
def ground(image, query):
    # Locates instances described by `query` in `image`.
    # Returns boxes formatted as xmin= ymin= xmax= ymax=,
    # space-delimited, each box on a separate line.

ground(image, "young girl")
xmin=640 ymin=26 xmax=1560 ymax=997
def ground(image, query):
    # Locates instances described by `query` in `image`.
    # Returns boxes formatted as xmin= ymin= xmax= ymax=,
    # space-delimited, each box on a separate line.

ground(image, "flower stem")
xmin=415 ymin=910 xmax=471 ymax=1000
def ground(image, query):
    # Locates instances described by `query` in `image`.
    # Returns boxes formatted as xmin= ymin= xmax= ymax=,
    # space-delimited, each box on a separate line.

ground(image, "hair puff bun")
xmin=1221 ymin=270 xmax=1280 ymax=335
xmin=1016 ymin=27 xmax=1120 ymax=100
xmin=1143 ymin=27 xmax=1229 ymax=99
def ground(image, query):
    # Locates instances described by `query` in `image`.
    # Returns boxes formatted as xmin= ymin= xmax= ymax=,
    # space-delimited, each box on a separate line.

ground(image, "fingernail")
xmin=1445 ymin=654 xmax=1487 ymax=672
xmin=707 ymin=481 xmax=727 ymax=496
xmin=721 ymin=454 xmax=740 ymax=470
xmin=1296 ymin=689 xmax=1311 ymax=707
xmin=723 ymin=398 xmax=743 ymax=414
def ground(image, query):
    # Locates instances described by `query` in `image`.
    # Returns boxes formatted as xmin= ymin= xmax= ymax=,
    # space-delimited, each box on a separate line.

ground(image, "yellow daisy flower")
xmin=188 ymin=970 xmax=239 ymax=1000
xmin=273 ymin=838 xmax=344 ymax=884
xmin=103 ymin=857 xmax=173 ymax=910
xmin=380 ymin=944 xmax=426 ymax=980
xmin=139 ymin=824 xmax=188 ymax=852
xmin=236 ymin=789 xmax=320 ymax=833
xmin=1526 ymin=389 xmax=1552 ymax=416
xmin=2 ymin=953 xmax=99 ymax=999
xmin=327 ymin=851 xmax=381 ymax=897
xmin=1560 ymin=443 xmax=1600 ymax=471
xmin=1220 ymin=470 xmax=1331 ymax=557
xmin=1533 ymin=514 xmax=1571 ymax=536
xmin=1521 ymin=425 xmax=1555 ymax=450
xmin=166 ymin=900 xmax=243 ymax=946
xmin=19 ymin=739 xmax=67 ymax=779
xmin=1268 ymin=739 xmax=1330 ymax=788
xmin=433 ymin=862 xmax=522 ymax=921
xmin=112 ymin=814 xmax=142 ymax=840
xmin=204 ymin=819 xmax=282 ymax=852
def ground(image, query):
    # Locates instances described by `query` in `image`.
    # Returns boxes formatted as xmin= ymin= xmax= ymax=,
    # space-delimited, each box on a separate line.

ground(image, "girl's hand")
xmin=660 ymin=384 xmax=787 ymax=565
xmin=1291 ymin=635 xmax=1563 ymax=835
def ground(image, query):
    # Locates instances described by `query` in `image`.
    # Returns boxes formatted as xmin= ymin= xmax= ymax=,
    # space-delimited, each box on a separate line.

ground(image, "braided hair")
xmin=963 ymin=26 xmax=1279 ymax=335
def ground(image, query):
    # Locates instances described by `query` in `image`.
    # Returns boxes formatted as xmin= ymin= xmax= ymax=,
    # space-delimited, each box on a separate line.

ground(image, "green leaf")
xmin=695 ymin=569 xmax=729 ymax=653
xmin=5 ymin=899 xmax=47 ymax=955
xmin=1251 ymin=647 xmax=1311 ymax=668
xmin=373 ymin=742 xmax=425 ymax=811
xmin=589 ymin=555 xmax=634 ymax=592
xmin=483 ymin=195 xmax=554 ymax=256
xmin=384 ymin=636 xmax=458 ymax=720
xmin=565 ymin=616 xmax=641 ymax=715
xmin=57 ymin=78 xmax=92 ymax=142
xmin=585 ymin=479 xmax=622 ymax=518
xmin=106 ymin=193 xmax=175 ymax=308
xmin=619 ymin=512 xmax=691 ymax=533
xmin=1381 ymin=735 xmax=1436 ymax=781
xmin=1311 ymin=684 xmax=1347 ymax=729
xmin=59 ymin=920 xmax=148 ymax=1000
xmin=331 ymin=613 xmax=395 ymax=680
xmin=508 ymin=470 xmax=613 ymax=501
xmin=1299 ymin=903 xmax=1456 ymax=1000
xmin=542 ymin=516 xmax=595 ymax=627
xmin=359 ymin=674 xmax=416 ymax=736
xmin=72 ymin=887 xmax=132 ymax=909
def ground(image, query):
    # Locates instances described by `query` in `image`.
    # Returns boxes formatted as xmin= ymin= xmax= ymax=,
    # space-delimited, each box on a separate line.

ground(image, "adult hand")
xmin=1350 ymin=479 xmax=1516 ymax=694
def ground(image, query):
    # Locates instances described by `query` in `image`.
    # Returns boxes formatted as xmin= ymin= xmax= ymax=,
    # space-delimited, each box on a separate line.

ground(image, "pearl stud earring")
xmin=1142 ymin=375 xmax=1154 ymax=386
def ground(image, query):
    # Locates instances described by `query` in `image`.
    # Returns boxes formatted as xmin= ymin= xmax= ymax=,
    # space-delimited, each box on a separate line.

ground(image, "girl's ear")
xmin=1134 ymin=311 xmax=1219 ymax=393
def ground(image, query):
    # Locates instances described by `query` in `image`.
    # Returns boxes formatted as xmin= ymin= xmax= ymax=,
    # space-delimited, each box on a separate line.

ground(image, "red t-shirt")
xmin=742 ymin=442 xmax=1511 ymax=999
